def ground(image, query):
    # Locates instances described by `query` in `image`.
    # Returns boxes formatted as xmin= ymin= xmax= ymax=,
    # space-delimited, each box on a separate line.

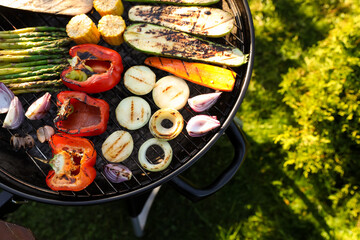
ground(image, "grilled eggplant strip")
xmin=125 ymin=0 xmax=220 ymax=6
xmin=124 ymin=23 xmax=247 ymax=67
xmin=128 ymin=5 xmax=234 ymax=38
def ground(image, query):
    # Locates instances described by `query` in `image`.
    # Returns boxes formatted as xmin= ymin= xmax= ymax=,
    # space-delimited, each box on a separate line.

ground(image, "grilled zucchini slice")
xmin=123 ymin=23 xmax=247 ymax=67
xmin=128 ymin=5 xmax=234 ymax=38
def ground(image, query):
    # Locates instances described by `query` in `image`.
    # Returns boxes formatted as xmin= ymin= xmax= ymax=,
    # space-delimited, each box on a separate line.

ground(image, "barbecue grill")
xmin=0 ymin=0 xmax=254 ymax=236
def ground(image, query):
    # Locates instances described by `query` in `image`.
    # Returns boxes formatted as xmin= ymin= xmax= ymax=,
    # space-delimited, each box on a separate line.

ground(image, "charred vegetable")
xmin=102 ymin=130 xmax=134 ymax=163
xmin=125 ymin=0 xmax=219 ymax=6
xmin=10 ymin=134 xmax=35 ymax=151
xmin=128 ymin=5 xmax=234 ymax=38
xmin=124 ymin=23 xmax=247 ymax=67
xmin=103 ymin=163 xmax=132 ymax=183
xmin=145 ymin=57 xmax=237 ymax=91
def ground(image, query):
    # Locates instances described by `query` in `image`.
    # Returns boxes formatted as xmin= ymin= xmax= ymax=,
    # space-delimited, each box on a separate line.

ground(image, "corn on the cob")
xmin=66 ymin=14 xmax=100 ymax=44
xmin=93 ymin=0 xmax=124 ymax=17
xmin=98 ymin=15 xmax=126 ymax=45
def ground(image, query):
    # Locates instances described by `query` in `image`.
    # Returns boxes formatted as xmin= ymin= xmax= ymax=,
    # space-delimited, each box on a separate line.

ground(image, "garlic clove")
xmin=188 ymin=92 xmax=222 ymax=112
xmin=25 ymin=92 xmax=52 ymax=120
xmin=37 ymin=125 xmax=55 ymax=143
xmin=186 ymin=115 xmax=220 ymax=137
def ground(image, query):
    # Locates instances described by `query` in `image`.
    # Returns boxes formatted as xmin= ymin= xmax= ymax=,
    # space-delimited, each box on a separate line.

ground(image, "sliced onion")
xmin=2 ymin=96 xmax=24 ymax=129
xmin=25 ymin=92 xmax=52 ymax=120
xmin=188 ymin=92 xmax=222 ymax=112
xmin=186 ymin=115 xmax=220 ymax=137
xmin=103 ymin=163 xmax=132 ymax=183
xmin=138 ymin=138 xmax=173 ymax=172
xmin=149 ymin=108 xmax=184 ymax=140
xmin=0 ymin=83 xmax=15 ymax=114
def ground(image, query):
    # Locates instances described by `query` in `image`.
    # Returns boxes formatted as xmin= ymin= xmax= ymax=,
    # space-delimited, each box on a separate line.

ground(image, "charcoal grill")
xmin=0 ymin=0 xmax=254 ymax=236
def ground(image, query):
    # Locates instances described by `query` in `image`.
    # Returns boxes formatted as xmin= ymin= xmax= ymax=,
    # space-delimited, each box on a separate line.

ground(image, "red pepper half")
xmin=46 ymin=133 xmax=97 ymax=192
xmin=60 ymin=44 xmax=123 ymax=93
xmin=54 ymin=91 xmax=109 ymax=137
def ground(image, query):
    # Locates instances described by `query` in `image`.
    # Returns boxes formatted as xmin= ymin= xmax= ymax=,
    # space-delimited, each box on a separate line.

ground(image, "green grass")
xmin=4 ymin=0 xmax=360 ymax=239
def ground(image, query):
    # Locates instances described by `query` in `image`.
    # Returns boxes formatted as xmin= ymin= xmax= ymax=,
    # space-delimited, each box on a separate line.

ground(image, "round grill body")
xmin=0 ymin=0 xmax=254 ymax=205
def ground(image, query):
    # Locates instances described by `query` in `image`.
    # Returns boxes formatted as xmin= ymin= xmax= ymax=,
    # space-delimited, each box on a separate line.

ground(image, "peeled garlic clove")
xmin=188 ymin=92 xmax=222 ymax=112
xmin=37 ymin=125 xmax=55 ymax=143
xmin=0 ymin=83 xmax=15 ymax=114
xmin=25 ymin=92 xmax=52 ymax=120
xmin=3 ymin=96 xmax=24 ymax=129
xmin=186 ymin=115 xmax=220 ymax=137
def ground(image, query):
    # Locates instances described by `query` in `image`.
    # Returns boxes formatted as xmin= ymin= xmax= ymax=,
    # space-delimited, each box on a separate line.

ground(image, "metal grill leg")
xmin=0 ymin=191 xmax=27 ymax=219
xmin=127 ymin=186 xmax=161 ymax=237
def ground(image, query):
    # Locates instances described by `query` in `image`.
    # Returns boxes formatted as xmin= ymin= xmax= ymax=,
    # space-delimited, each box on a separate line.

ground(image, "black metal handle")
xmin=170 ymin=119 xmax=248 ymax=202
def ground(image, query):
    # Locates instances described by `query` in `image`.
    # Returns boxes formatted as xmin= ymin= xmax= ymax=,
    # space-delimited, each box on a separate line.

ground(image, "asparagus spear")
xmin=0 ymin=73 xmax=60 ymax=84
xmin=0 ymin=47 xmax=68 ymax=55
xmin=0 ymin=59 xmax=66 ymax=68
xmin=0 ymin=31 xmax=67 ymax=39
xmin=0 ymin=54 xmax=65 ymax=63
xmin=0 ymin=36 xmax=59 ymax=43
xmin=0 ymin=64 xmax=67 ymax=75
xmin=12 ymin=87 xmax=66 ymax=95
xmin=0 ymin=27 xmax=65 ymax=34
xmin=7 ymin=79 xmax=63 ymax=90
xmin=0 ymin=65 xmax=66 ymax=80
xmin=0 ymin=38 xmax=71 ymax=49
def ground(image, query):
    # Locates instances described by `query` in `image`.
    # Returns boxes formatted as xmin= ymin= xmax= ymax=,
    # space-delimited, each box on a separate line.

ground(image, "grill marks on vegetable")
xmin=106 ymin=131 xmax=130 ymax=160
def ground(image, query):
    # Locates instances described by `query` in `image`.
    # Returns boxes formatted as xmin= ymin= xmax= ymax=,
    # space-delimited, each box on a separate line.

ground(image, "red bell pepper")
xmin=54 ymin=91 xmax=109 ymax=137
xmin=46 ymin=133 xmax=97 ymax=192
xmin=60 ymin=44 xmax=123 ymax=93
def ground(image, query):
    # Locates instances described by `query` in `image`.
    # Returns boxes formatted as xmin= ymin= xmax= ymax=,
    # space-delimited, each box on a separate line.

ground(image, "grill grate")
xmin=0 ymin=0 xmax=252 ymax=203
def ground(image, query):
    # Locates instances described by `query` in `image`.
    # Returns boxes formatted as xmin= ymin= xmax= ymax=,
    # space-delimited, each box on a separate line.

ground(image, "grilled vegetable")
xmin=123 ymin=65 xmax=156 ymax=95
xmin=152 ymin=75 xmax=190 ymax=110
xmin=103 ymin=163 xmax=132 ymax=183
xmin=145 ymin=57 xmax=237 ymax=91
xmin=98 ymin=15 xmax=126 ymax=46
xmin=101 ymin=130 xmax=134 ymax=163
xmin=115 ymin=96 xmax=151 ymax=130
xmin=2 ymin=96 xmax=24 ymax=129
xmin=128 ymin=5 xmax=234 ymax=38
xmin=186 ymin=115 xmax=220 ymax=137
xmin=46 ymin=134 xmax=97 ymax=192
xmin=54 ymin=91 xmax=110 ymax=137
xmin=10 ymin=134 xmax=34 ymax=151
xmin=66 ymin=14 xmax=100 ymax=44
xmin=149 ymin=108 xmax=184 ymax=140
xmin=60 ymin=44 xmax=123 ymax=93
xmin=25 ymin=92 xmax=52 ymax=120
xmin=124 ymin=23 xmax=247 ymax=67
xmin=93 ymin=0 xmax=124 ymax=16
xmin=125 ymin=0 xmax=219 ymax=6
xmin=138 ymin=138 xmax=173 ymax=172
xmin=0 ymin=83 xmax=14 ymax=114
xmin=36 ymin=125 xmax=55 ymax=143
xmin=188 ymin=92 xmax=222 ymax=112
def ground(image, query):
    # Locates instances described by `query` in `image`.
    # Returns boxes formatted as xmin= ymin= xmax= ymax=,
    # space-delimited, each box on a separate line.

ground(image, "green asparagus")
xmin=0 ymin=31 xmax=67 ymax=39
xmin=0 ymin=26 xmax=65 ymax=34
xmin=0 ymin=54 xmax=65 ymax=63
xmin=0 ymin=59 xmax=66 ymax=68
xmin=0 ymin=65 xmax=66 ymax=80
xmin=0 ymin=38 xmax=71 ymax=49
xmin=0 ymin=47 xmax=68 ymax=55
xmin=0 ymin=73 xmax=60 ymax=84
xmin=0 ymin=64 xmax=67 ymax=75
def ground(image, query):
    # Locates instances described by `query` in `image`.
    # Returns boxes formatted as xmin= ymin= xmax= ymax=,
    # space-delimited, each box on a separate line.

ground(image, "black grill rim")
xmin=0 ymin=0 xmax=254 ymax=205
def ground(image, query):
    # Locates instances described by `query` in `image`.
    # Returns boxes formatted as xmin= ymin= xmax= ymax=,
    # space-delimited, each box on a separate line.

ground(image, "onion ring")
xmin=138 ymin=138 xmax=173 ymax=172
xmin=149 ymin=108 xmax=184 ymax=140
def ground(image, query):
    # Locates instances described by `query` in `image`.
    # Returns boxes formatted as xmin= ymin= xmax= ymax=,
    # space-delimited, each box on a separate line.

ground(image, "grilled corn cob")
xmin=93 ymin=0 xmax=124 ymax=17
xmin=98 ymin=15 xmax=126 ymax=45
xmin=66 ymin=14 xmax=100 ymax=44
